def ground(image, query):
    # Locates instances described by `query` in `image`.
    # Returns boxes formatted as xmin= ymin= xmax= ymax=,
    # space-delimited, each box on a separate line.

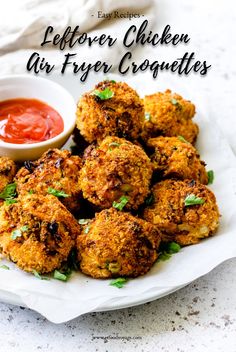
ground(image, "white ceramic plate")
xmin=0 ymin=72 xmax=235 ymax=323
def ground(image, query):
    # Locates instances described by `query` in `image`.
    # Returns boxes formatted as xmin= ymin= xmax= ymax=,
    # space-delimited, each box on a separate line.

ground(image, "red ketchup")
xmin=0 ymin=98 xmax=64 ymax=144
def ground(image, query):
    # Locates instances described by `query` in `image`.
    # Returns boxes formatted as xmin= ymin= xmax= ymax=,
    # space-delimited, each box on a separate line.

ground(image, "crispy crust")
xmin=80 ymin=136 xmax=153 ymax=210
xmin=77 ymin=208 xmax=161 ymax=278
xmin=143 ymin=179 xmax=219 ymax=246
xmin=142 ymin=89 xmax=198 ymax=144
xmin=147 ymin=136 xmax=208 ymax=184
xmin=0 ymin=194 xmax=80 ymax=273
xmin=15 ymin=149 xmax=82 ymax=214
xmin=0 ymin=157 xmax=17 ymax=193
xmin=76 ymin=81 xmax=145 ymax=143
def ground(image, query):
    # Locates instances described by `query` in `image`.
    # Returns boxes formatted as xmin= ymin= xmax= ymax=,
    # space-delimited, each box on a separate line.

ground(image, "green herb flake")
xmin=112 ymin=196 xmax=129 ymax=211
xmin=54 ymin=270 xmax=68 ymax=282
xmin=145 ymin=193 xmax=155 ymax=206
xmin=158 ymin=241 xmax=181 ymax=262
xmin=20 ymin=225 xmax=28 ymax=233
xmin=0 ymin=183 xmax=17 ymax=200
xmin=158 ymin=252 xmax=172 ymax=261
xmin=207 ymin=170 xmax=214 ymax=185
xmin=11 ymin=229 xmax=22 ymax=240
xmin=28 ymin=190 xmax=34 ymax=194
xmin=184 ymin=193 xmax=205 ymax=207
xmin=32 ymin=270 xmax=49 ymax=280
xmin=0 ymin=264 xmax=10 ymax=270
xmin=108 ymin=142 xmax=121 ymax=150
xmin=92 ymin=88 xmax=114 ymax=100
xmin=110 ymin=277 xmax=128 ymax=289
xmin=166 ymin=242 xmax=181 ymax=254
xmin=84 ymin=225 xmax=90 ymax=234
xmin=145 ymin=112 xmax=151 ymax=121
xmin=178 ymin=135 xmax=189 ymax=144
xmin=78 ymin=219 xmax=89 ymax=225
xmin=170 ymin=98 xmax=182 ymax=109
xmin=47 ymin=187 xmax=69 ymax=198
xmin=4 ymin=199 xmax=17 ymax=206
xmin=170 ymin=98 xmax=178 ymax=105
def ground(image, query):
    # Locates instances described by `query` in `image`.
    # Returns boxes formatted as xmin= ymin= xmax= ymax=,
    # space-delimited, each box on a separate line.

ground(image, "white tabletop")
xmin=0 ymin=1 xmax=236 ymax=351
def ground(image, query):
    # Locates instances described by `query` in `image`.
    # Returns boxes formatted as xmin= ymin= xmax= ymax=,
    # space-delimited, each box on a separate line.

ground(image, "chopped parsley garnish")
xmin=170 ymin=98 xmax=178 ymax=105
xmin=11 ymin=229 xmax=22 ymax=240
xmin=170 ymin=98 xmax=182 ymax=109
xmin=166 ymin=242 xmax=181 ymax=254
xmin=184 ymin=194 xmax=205 ymax=207
xmin=158 ymin=252 xmax=172 ymax=261
xmin=158 ymin=241 xmax=181 ymax=261
xmin=92 ymin=88 xmax=114 ymax=100
xmin=207 ymin=170 xmax=214 ymax=185
xmin=110 ymin=277 xmax=128 ymax=288
xmin=78 ymin=219 xmax=89 ymax=225
xmin=145 ymin=193 xmax=155 ymax=206
xmin=11 ymin=226 xmax=29 ymax=240
xmin=178 ymin=135 xmax=189 ymax=144
xmin=32 ymin=270 xmax=49 ymax=280
xmin=4 ymin=199 xmax=17 ymax=206
xmin=112 ymin=196 xmax=129 ymax=211
xmin=0 ymin=264 xmax=10 ymax=270
xmin=84 ymin=225 xmax=90 ymax=234
xmin=28 ymin=190 xmax=34 ymax=194
xmin=0 ymin=183 xmax=17 ymax=203
xmin=47 ymin=187 xmax=69 ymax=198
xmin=54 ymin=270 xmax=69 ymax=282
xmin=108 ymin=142 xmax=121 ymax=150
xmin=145 ymin=112 xmax=151 ymax=121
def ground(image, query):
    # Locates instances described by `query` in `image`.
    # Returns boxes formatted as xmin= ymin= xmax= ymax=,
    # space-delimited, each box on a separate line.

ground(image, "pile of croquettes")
xmin=0 ymin=80 xmax=219 ymax=281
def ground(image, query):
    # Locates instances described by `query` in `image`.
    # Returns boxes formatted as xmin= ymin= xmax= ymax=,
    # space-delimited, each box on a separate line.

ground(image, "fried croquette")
xmin=76 ymin=80 xmax=145 ymax=143
xmin=143 ymin=179 xmax=219 ymax=246
xmin=77 ymin=208 xmax=161 ymax=278
xmin=147 ymin=136 xmax=208 ymax=184
xmin=0 ymin=194 xmax=80 ymax=273
xmin=0 ymin=157 xmax=17 ymax=193
xmin=80 ymin=136 xmax=153 ymax=210
xmin=15 ymin=149 xmax=82 ymax=214
xmin=142 ymin=89 xmax=198 ymax=144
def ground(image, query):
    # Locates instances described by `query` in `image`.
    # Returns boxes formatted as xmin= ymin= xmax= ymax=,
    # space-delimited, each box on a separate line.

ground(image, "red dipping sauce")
xmin=0 ymin=98 xmax=64 ymax=144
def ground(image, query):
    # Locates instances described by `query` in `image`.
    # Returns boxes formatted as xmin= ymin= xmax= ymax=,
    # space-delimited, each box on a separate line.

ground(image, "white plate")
xmin=0 ymin=72 xmax=236 ymax=323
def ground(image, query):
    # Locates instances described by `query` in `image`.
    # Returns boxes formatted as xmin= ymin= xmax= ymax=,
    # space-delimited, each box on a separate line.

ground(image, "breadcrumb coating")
xmin=80 ymin=136 xmax=153 ymax=210
xmin=147 ymin=136 xmax=208 ymax=183
xmin=0 ymin=194 xmax=80 ymax=273
xmin=143 ymin=179 xmax=219 ymax=246
xmin=77 ymin=208 xmax=161 ymax=278
xmin=142 ymin=89 xmax=198 ymax=144
xmin=15 ymin=149 xmax=82 ymax=214
xmin=0 ymin=157 xmax=17 ymax=193
xmin=76 ymin=80 xmax=144 ymax=143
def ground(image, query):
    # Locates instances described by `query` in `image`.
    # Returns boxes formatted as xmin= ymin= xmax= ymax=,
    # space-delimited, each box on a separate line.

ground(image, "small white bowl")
xmin=0 ymin=75 xmax=76 ymax=161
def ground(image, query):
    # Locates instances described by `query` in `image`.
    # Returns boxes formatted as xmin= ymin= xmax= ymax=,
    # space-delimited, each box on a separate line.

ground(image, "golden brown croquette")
xmin=77 ymin=208 xmax=161 ymax=278
xmin=142 ymin=89 xmax=198 ymax=144
xmin=0 ymin=194 xmax=80 ymax=273
xmin=80 ymin=136 xmax=153 ymax=210
xmin=147 ymin=136 xmax=208 ymax=183
xmin=76 ymin=80 xmax=145 ymax=143
xmin=15 ymin=149 xmax=82 ymax=214
xmin=0 ymin=157 xmax=17 ymax=193
xmin=143 ymin=179 xmax=219 ymax=246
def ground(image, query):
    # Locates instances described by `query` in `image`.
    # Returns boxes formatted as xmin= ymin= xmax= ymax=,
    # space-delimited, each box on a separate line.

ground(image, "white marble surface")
xmin=1 ymin=0 xmax=236 ymax=351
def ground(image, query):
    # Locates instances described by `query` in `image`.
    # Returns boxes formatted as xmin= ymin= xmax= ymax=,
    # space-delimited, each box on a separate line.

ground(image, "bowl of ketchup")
xmin=0 ymin=75 xmax=76 ymax=161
